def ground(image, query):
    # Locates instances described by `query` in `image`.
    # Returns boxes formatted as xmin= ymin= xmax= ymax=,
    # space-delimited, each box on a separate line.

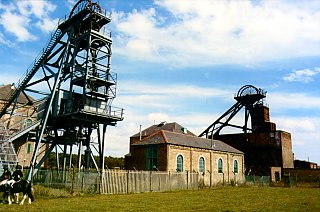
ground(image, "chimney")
xmin=139 ymin=125 xmax=142 ymax=141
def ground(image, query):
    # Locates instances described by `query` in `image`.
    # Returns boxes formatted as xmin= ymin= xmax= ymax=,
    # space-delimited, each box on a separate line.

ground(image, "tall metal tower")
xmin=199 ymin=85 xmax=266 ymax=138
xmin=0 ymin=0 xmax=123 ymax=178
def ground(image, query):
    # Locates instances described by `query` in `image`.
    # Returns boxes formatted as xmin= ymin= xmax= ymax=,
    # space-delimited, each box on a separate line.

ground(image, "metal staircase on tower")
xmin=0 ymin=28 xmax=63 ymax=118
xmin=0 ymin=0 xmax=124 ymax=178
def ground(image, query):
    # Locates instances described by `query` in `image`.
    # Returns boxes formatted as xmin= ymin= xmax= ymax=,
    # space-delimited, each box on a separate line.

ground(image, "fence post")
xmin=50 ymin=169 xmax=53 ymax=186
xmin=223 ymin=172 xmax=225 ymax=186
xmin=187 ymin=171 xmax=189 ymax=190
xmin=126 ymin=170 xmax=129 ymax=194
xmin=150 ymin=171 xmax=152 ymax=192
xmin=169 ymin=171 xmax=171 ymax=191
xmin=81 ymin=173 xmax=84 ymax=192
xmin=134 ymin=171 xmax=136 ymax=193
xmin=71 ymin=165 xmax=75 ymax=194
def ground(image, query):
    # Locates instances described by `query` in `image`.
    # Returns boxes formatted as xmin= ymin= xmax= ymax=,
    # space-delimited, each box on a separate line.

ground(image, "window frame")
xmin=199 ymin=156 xmax=205 ymax=173
xmin=234 ymin=159 xmax=238 ymax=174
xmin=218 ymin=158 xmax=223 ymax=174
xmin=176 ymin=154 xmax=184 ymax=172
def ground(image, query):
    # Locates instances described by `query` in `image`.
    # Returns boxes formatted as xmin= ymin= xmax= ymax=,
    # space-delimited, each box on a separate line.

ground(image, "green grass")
xmin=1 ymin=186 xmax=319 ymax=211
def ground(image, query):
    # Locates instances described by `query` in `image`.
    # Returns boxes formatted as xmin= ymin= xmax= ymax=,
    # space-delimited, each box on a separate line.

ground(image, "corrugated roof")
xmin=133 ymin=130 xmax=243 ymax=154
xmin=131 ymin=122 xmax=195 ymax=138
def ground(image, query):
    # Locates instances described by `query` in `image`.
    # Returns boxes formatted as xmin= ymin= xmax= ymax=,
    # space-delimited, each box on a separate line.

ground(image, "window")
xmin=27 ymin=143 xmax=31 ymax=154
xmin=199 ymin=157 xmax=205 ymax=173
xmin=218 ymin=158 xmax=223 ymax=173
xmin=234 ymin=160 xmax=238 ymax=174
xmin=176 ymin=155 xmax=183 ymax=172
xmin=146 ymin=145 xmax=158 ymax=171
xmin=24 ymin=119 xmax=32 ymax=128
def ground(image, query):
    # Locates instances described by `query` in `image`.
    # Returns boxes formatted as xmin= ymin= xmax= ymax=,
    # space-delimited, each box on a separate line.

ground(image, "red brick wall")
xmin=280 ymin=131 xmax=294 ymax=168
xmin=216 ymin=130 xmax=294 ymax=175
xmin=125 ymin=144 xmax=168 ymax=171
xmin=283 ymin=168 xmax=320 ymax=182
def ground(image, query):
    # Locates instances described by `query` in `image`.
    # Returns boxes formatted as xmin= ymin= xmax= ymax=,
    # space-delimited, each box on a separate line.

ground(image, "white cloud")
xmin=115 ymin=81 xmax=233 ymax=113
xmin=36 ymin=17 xmax=59 ymax=33
xmin=112 ymin=0 xmax=320 ymax=67
xmin=0 ymin=1 xmax=57 ymax=42
xmin=0 ymin=10 xmax=36 ymax=42
xmin=269 ymin=92 xmax=320 ymax=110
xmin=119 ymin=81 xmax=231 ymax=98
xmin=17 ymin=1 xmax=57 ymax=33
xmin=273 ymin=116 xmax=320 ymax=162
xmin=283 ymin=67 xmax=320 ymax=83
xmin=274 ymin=117 xmax=317 ymax=133
xmin=17 ymin=1 xmax=56 ymax=19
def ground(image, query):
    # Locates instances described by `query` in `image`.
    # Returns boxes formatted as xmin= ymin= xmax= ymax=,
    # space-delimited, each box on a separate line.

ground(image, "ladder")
xmin=0 ymin=123 xmax=18 ymax=170
xmin=0 ymin=99 xmax=47 ymax=170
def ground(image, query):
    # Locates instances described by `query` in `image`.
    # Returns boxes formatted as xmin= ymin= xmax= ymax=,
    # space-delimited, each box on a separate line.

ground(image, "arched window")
xmin=199 ymin=157 xmax=205 ymax=173
xmin=176 ymin=155 xmax=183 ymax=172
xmin=24 ymin=119 xmax=32 ymax=128
xmin=234 ymin=160 xmax=238 ymax=174
xmin=218 ymin=158 xmax=223 ymax=173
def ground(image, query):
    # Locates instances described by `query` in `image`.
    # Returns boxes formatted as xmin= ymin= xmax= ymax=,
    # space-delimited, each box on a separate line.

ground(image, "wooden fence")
xmin=25 ymin=169 xmax=199 ymax=194
xmin=100 ymin=170 xmax=199 ymax=194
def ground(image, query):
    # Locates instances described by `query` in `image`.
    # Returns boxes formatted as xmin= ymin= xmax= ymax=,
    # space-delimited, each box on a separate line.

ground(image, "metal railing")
xmin=83 ymin=105 xmax=124 ymax=120
xmin=0 ymin=99 xmax=47 ymax=142
xmin=245 ymin=175 xmax=270 ymax=186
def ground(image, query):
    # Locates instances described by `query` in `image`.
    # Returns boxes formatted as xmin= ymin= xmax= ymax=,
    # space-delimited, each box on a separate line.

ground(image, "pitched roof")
xmin=0 ymin=84 xmax=33 ymax=104
xmin=133 ymin=130 xmax=243 ymax=154
xmin=131 ymin=122 xmax=195 ymax=138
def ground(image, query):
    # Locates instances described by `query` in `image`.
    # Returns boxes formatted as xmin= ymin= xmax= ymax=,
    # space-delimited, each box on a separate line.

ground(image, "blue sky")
xmin=0 ymin=0 xmax=319 ymax=164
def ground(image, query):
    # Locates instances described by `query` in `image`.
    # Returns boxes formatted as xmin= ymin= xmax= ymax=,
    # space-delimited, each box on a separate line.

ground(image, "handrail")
xmin=0 ymin=99 xmax=47 ymax=142
xmin=0 ymin=27 xmax=63 ymax=118
xmin=83 ymin=105 xmax=124 ymax=120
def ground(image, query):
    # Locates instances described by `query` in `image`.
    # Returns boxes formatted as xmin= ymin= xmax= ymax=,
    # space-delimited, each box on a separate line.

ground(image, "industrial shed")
xmin=125 ymin=122 xmax=245 ymax=186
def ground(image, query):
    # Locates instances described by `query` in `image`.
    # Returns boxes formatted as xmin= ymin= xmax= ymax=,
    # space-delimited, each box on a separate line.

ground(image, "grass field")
xmin=0 ymin=186 xmax=319 ymax=211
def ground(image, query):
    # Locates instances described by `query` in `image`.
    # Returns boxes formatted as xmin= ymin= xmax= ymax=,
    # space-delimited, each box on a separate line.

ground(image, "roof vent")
xmin=157 ymin=121 xmax=167 ymax=127
xmin=181 ymin=127 xmax=187 ymax=134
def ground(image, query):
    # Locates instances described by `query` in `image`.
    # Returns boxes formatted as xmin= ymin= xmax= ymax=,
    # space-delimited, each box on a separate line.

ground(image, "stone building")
xmin=125 ymin=122 xmax=245 ymax=186
xmin=0 ymin=84 xmax=47 ymax=169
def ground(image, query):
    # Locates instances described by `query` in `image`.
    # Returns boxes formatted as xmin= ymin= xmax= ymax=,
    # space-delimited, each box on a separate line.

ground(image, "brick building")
xmin=125 ymin=122 xmax=245 ymax=186
xmin=0 ymin=84 xmax=47 ymax=169
xmin=215 ymin=104 xmax=294 ymax=177
xmin=294 ymin=160 xmax=319 ymax=169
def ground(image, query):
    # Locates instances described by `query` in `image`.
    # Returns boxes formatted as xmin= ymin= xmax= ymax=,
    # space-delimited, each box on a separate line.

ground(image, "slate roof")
xmin=133 ymin=130 xmax=243 ymax=154
xmin=131 ymin=122 xmax=195 ymax=138
xmin=0 ymin=84 xmax=33 ymax=104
